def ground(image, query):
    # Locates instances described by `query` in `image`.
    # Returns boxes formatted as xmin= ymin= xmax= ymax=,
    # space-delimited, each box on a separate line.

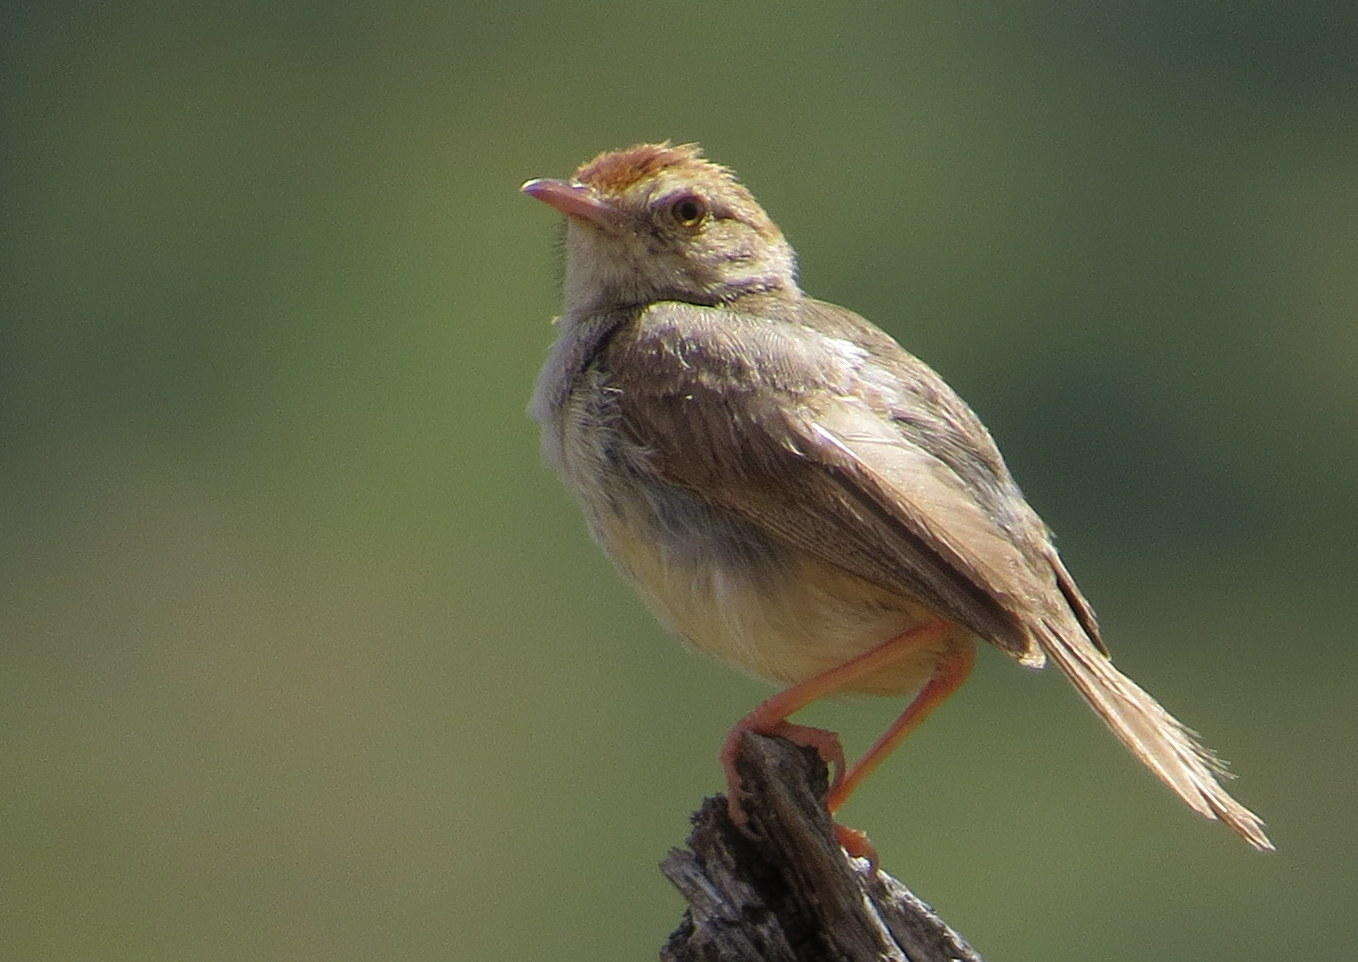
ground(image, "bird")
xmin=520 ymin=141 xmax=1272 ymax=857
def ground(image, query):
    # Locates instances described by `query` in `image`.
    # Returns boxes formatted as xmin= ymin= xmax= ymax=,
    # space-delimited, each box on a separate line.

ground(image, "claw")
xmin=768 ymin=721 xmax=846 ymax=794
xmin=834 ymin=823 xmax=879 ymax=871
xmin=719 ymin=727 xmax=754 ymax=826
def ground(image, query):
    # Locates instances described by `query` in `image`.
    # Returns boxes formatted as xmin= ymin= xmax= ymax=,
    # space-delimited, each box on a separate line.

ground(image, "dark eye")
xmin=669 ymin=195 xmax=707 ymax=227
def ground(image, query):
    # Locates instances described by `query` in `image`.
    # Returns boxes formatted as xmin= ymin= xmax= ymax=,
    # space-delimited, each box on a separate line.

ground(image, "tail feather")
xmin=1038 ymin=619 xmax=1273 ymax=851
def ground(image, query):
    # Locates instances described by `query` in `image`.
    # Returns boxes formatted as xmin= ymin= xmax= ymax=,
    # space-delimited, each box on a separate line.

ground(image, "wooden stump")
xmin=660 ymin=732 xmax=982 ymax=962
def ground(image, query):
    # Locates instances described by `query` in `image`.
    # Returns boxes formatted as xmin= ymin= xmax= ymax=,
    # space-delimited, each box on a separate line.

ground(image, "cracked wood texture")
xmin=660 ymin=732 xmax=983 ymax=962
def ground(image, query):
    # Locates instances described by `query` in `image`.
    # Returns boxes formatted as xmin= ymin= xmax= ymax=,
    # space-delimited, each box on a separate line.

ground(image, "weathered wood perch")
xmin=661 ymin=732 xmax=982 ymax=962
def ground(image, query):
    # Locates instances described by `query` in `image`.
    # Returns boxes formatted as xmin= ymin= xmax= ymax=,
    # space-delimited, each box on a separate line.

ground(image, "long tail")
xmin=1037 ymin=619 xmax=1273 ymax=851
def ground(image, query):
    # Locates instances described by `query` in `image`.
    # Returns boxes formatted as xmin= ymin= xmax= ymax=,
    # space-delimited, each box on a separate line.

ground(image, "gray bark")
xmin=660 ymin=732 xmax=982 ymax=962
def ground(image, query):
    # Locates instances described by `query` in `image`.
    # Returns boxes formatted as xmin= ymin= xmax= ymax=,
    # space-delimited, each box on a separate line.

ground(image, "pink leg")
xmin=827 ymin=640 xmax=976 ymax=865
xmin=720 ymin=620 xmax=952 ymax=825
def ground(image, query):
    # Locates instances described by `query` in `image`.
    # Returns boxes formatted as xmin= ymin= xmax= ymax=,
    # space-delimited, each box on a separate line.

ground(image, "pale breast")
xmin=591 ymin=480 xmax=954 ymax=695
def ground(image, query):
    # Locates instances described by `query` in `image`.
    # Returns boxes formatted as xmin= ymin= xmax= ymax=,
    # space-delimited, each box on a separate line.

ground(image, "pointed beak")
xmin=520 ymin=178 xmax=621 ymax=230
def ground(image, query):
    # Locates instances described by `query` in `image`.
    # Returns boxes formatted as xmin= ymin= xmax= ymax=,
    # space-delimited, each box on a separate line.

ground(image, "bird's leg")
xmin=823 ymin=639 xmax=976 ymax=865
xmin=720 ymin=620 xmax=952 ymax=829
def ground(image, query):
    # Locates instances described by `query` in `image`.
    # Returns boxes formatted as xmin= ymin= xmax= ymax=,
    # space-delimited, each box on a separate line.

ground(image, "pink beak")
xmin=521 ymin=178 xmax=620 ymax=230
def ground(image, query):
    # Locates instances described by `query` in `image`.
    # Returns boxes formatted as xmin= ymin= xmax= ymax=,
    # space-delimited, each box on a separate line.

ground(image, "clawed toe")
xmin=767 ymin=721 xmax=846 ymax=794
xmin=834 ymin=822 xmax=880 ymax=870
xmin=720 ymin=718 xmax=847 ymax=823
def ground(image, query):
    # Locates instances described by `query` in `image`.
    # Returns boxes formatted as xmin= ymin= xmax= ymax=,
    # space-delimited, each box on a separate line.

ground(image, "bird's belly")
xmin=590 ymin=481 xmax=955 ymax=696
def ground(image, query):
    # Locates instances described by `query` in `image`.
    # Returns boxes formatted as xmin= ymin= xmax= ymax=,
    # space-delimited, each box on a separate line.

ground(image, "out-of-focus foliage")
xmin=4 ymin=3 xmax=1356 ymax=959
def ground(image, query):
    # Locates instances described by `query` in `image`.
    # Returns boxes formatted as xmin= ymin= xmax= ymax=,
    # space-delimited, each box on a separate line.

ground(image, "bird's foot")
xmin=720 ymin=720 xmax=845 ymax=826
xmin=833 ymin=822 xmax=880 ymax=871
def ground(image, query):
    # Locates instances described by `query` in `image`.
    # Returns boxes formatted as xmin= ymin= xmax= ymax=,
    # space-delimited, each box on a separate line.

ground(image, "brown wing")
xmin=604 ymin=299 xmax=1067 ymax=664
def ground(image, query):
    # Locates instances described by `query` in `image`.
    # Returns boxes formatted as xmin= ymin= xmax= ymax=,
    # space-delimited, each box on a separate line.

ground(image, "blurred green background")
xmin=4 ymin=2 xmax=1356 ymax=959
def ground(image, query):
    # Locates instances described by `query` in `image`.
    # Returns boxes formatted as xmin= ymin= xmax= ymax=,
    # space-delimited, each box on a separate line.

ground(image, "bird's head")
xmin=522 ymin=142 xmax=798 ymax=314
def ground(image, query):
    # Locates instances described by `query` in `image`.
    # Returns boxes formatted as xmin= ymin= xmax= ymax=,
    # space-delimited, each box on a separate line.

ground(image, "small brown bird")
xmin=522 ymin=142 xmax=1272 ymax=856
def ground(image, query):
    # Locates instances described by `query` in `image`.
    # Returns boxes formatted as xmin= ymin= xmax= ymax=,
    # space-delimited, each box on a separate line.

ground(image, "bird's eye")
xmin=669 ymin=195 xmax=707 ymax=227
